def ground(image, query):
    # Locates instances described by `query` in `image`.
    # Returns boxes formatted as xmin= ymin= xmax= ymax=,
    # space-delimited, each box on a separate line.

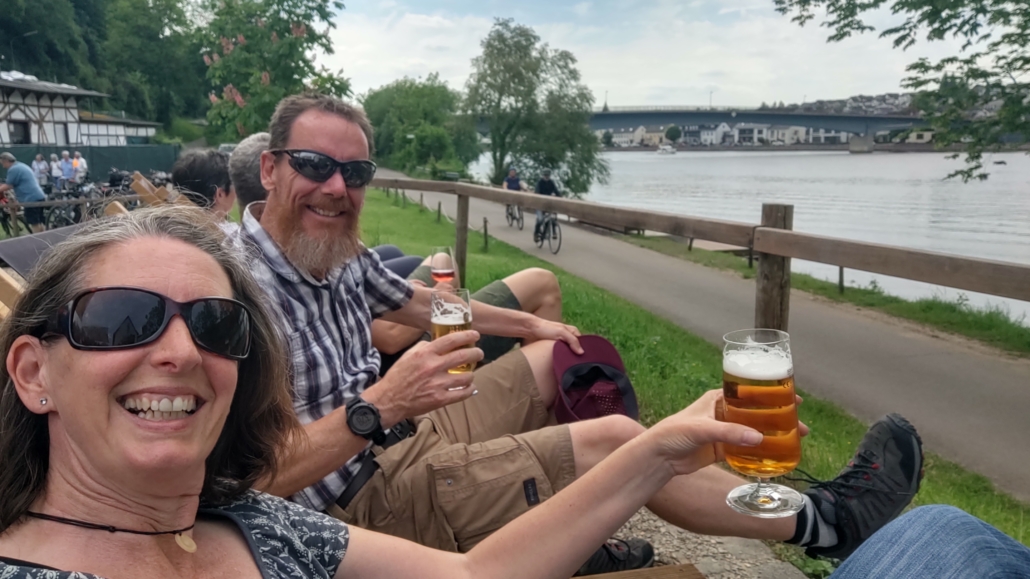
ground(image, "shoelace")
xmin=787 ymin=452 xmax=916 ymax=497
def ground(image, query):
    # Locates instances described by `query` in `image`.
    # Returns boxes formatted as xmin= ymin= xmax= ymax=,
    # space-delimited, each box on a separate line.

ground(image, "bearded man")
xmin=240 ymin=93 xmax=923 ymax=576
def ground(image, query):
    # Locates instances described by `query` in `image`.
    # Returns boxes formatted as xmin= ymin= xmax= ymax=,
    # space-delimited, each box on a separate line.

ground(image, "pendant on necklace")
xmin=175 ymin=532 xmax=198 ymax=553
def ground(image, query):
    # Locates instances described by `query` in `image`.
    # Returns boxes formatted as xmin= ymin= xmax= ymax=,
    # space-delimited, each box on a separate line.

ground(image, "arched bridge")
xmin=589 ymin=106 xmax=923 ymax=134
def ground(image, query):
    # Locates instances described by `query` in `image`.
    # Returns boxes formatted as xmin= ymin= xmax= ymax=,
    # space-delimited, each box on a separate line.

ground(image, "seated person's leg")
xmin=830 ymin=505 xmax=1030 ymax=579
xmin=371 ymin=244 xmax=406 ymax=262
xmin=473 ymin=268 xmax=561 ymax=364
xmin=382 ymin=255 xmax=424 ymax=279
xmin=366 ymin=342 xmax=652 ymax=572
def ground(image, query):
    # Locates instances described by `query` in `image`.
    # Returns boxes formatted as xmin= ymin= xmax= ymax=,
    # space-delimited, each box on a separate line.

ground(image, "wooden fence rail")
xmin=371 ymin=177 xmax=1030 ymax=331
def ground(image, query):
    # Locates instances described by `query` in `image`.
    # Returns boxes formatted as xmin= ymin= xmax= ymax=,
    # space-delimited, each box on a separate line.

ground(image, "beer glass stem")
xmin=749 ymin=478 xmax=768 ymax=502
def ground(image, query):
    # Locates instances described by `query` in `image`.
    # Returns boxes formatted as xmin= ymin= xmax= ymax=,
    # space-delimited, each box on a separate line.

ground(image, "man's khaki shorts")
xmin=328 ymin=350 xmax=576 ymax=552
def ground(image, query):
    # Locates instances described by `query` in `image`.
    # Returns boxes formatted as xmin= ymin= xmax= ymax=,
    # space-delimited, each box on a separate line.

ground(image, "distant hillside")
xmin=760 ymin=93 xmax=918 ymax=116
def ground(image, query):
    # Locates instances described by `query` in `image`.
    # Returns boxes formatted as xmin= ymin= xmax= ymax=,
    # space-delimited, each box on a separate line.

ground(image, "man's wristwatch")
xmin=346 ymin=397 xmax=387 ymax=446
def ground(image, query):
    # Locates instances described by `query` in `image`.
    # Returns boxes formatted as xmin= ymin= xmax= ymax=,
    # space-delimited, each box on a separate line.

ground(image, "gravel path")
xmin=616 ymin=509 xmax=807 ymax=579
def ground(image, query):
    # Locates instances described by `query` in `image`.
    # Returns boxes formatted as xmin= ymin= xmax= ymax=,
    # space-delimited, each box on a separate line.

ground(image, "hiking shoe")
xmin=804 ymin=413 xmax=924 ymax=560
xmin=573 ymin=538 xmax=655 ymax=576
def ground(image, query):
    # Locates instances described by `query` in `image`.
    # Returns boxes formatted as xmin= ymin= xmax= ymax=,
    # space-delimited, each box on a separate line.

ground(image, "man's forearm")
xmin=469 ymin=299 xmax=535 ymax=339
xmin=258 ymin=405 xmax=369 ymax=498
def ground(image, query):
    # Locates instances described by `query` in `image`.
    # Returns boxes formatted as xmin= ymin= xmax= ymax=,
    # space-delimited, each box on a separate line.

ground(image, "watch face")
xmin=351 ymin=406 xmax=378 ymax=433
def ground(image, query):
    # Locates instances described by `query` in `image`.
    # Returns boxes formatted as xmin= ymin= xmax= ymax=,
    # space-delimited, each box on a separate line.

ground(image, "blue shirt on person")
xmin=60 ymin=158 xmax=75 ymax=180
xmin=4 ymin=162 xmax=46 ymax=203
xmin=504 ymin=176 xmax=521 ymax=190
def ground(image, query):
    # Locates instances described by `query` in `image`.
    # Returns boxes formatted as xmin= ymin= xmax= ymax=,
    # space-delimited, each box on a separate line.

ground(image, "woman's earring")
xmin=40 ymin=398 xmax=47 ymax=406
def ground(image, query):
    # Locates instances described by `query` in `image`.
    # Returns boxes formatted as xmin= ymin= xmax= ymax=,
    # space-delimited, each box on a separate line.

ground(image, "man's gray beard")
xmin=282 ymin=227 xmax=362 ymax=275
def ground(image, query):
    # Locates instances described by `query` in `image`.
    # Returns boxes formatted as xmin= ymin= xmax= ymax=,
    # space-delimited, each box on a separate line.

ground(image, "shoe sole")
xmin=884 ymin=413 xmax=925 ymax=497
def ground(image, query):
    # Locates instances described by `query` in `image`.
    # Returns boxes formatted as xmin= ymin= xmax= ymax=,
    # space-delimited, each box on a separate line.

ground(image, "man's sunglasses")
xmin=36 ymin=287 xmax=252 ymax=360
xmin=272 ymin=149 xmax=377 ymax=188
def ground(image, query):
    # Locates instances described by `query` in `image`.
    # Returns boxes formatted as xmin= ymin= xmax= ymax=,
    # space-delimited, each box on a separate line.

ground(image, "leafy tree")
xmin=104 ymin=0 xmax=207 ymax=124
xmin=201 ymin=0 xmax=351 ymax=141
xmin=601 ymin=130 xmax=613 ymax=147
xmin=774 ymin=0 xmax=1030 ymax=180
xmin=465 ymin=18 xmax=609 ymax=197
xmin=0 ymin=0 xmax=99 ymax=88
xmin=665 ymin=125 xmax=682 ymax=143
xmin=361 ymin=74 xmax=479 ymax=170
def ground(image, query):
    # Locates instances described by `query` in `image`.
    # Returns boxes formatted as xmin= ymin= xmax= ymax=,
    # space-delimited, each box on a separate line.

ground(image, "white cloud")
xmin=322 ymin=2 xmax=967 ymax=107
xmin=321 ymin=10 xmax=493 ymax=97
xmin=572 ymin=2 xmax=592 ymax=17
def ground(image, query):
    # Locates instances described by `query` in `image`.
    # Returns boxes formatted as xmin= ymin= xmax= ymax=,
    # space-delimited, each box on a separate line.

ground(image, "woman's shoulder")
xmin=204 ymin=492 xmax=350 ymax=579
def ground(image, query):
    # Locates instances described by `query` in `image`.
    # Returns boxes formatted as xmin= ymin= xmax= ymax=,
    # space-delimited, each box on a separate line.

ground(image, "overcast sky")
xmin=319 ymin=0 xmax=964 ymax=108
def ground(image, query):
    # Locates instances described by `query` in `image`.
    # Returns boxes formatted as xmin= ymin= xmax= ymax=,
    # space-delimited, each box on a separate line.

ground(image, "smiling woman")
xmin=0 ymin=206 xmax=306 ymax=577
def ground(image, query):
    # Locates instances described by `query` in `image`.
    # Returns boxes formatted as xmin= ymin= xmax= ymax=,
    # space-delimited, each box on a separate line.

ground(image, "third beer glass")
xmin=721 ymin=329 xmax=804 ymax=517
xmin=430 ymin=288 xmax=474 ymax=373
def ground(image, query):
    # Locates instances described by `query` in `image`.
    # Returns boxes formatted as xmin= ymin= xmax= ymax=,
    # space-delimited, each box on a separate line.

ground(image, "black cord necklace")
xmin=25 ymin=511 xmax=198 ymax=553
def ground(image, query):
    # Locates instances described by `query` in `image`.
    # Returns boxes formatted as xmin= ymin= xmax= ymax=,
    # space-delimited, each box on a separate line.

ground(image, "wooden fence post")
xmin=9 ymin=206 xmax=21 ymax=237
xmin=754 ymin=203 xmax=793 ymax=332
xmin=839 ymin=266 xmax=845 ymax=294
xmin=419 ymin=193 xmax=424 ymax=212
xmin=455 ymin=195 xmax=469 ymax=288
xmin=483 ymin=217 xmax=489 ymax=252
xmin=401 ymin=191 xmax=407 ymax=208
xmin=436 ymin=201 xmax=442 ymax=223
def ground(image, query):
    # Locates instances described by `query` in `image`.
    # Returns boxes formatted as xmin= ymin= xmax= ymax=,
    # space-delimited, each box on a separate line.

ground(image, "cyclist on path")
xmin=534 ymin=168 xmax=560 ymax=242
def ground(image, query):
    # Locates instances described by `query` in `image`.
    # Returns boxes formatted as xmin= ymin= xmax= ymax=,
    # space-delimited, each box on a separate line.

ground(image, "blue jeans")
xmin=832 ymin=505 xmax=1030 ymax=579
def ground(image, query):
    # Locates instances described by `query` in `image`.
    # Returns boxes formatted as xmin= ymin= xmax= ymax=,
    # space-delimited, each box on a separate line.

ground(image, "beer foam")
xmin=431 ymin=311 xmax=470 ymax=325
xmin=723 ymin=348 xmax=792 ymax=380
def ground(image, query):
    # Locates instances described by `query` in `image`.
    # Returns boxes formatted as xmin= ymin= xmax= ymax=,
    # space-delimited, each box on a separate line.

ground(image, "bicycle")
xmin=0 ymin=197 xmax=31 ymax=237
xmin=505 ymin=204 xmax=524 ymax=230
xmin=534 ymin=211 xmax=562 ymax=255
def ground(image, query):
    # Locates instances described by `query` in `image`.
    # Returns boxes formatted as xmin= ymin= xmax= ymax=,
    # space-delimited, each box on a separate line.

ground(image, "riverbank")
xmin=620 ymin=234 xmax=1030 ymax=356
xmin=363 ymin=187 xmax=1029 ymax=577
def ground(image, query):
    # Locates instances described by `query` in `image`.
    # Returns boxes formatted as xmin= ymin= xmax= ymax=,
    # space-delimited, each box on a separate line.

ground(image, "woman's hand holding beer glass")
xmin=718 ymin=329 xmax=806 ymax=518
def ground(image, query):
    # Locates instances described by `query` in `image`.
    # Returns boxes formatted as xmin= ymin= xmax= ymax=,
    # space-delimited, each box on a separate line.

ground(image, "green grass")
xmin=361 ymin=189 xmax=1030 ymax=572
xmin=623 ymin=235 xmax=1030 ymax=356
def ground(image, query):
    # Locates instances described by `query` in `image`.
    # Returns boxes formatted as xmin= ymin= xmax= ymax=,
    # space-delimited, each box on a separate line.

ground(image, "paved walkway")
xmin=381 ymin=172 xmax=1030 ymax=505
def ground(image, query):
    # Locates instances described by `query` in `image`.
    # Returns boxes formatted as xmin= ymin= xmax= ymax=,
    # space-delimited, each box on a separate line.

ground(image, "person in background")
xmin=504 ymin=168 xmax=522 ymax=191
xmin=30 ymin=155 xmax=49 ymax=189
xmin=48 ymin=154 xmax=62 ymax=192
xmin=0 ymin=152 xmax=47 ymax=233
xmin=59 ymin=151 xmax=74 ymax=186
xmin=72 ymin=152 xmax=89 ymax=184
xmin=533 ymin=169 xmax=560 ymax=243
xmin=170 ymin=149 xmax=237 ymax=233
xmin=229 ymin=132 xmax=271 ymax=211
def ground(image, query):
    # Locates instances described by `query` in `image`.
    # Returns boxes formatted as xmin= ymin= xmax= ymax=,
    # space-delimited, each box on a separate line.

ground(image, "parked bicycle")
xmin=0 ymin=197 xmax=31 ymax=238
xmin=534 ymin=211 xmax=562 ymax=254
xmin=505 ymin=204 xmax=524 ymax=230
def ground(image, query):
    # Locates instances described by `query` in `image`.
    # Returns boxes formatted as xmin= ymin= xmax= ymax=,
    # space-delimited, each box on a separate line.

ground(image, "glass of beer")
xmin=430 ymin=247 xmax=457 ymax=285
xmin=430 ymin=288 xmax=474 ymax=374
xmin=721 ymin=329 xmax=804 ymax=518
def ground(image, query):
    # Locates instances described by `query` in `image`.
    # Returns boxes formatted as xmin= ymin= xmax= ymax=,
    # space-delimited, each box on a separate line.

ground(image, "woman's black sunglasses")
xmin=36 ymin=287 xmax=252 ymax=360
xmin=272 ymin=149 xmax=377 ymax=188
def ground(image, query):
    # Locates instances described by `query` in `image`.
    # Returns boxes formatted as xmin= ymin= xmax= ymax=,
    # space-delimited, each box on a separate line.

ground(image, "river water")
xmin=474 ymin=151 xmax=1030 ymax=323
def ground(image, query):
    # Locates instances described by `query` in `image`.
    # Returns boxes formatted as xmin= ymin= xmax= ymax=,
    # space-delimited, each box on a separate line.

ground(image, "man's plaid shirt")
xmin=237 ymin=203 xmax=414 ymax=511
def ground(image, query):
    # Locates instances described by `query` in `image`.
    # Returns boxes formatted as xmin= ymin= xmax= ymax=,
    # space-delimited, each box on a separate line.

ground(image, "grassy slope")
xmin=625 ymin=235 xmax=1030 ymax=356
xmin=361 ymin=190 xmax=1029 ymax=565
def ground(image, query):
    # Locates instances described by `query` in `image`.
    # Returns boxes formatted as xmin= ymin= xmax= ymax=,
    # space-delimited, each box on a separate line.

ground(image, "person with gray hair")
xmin=229 ymin=132 xmax=271 ymax=210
